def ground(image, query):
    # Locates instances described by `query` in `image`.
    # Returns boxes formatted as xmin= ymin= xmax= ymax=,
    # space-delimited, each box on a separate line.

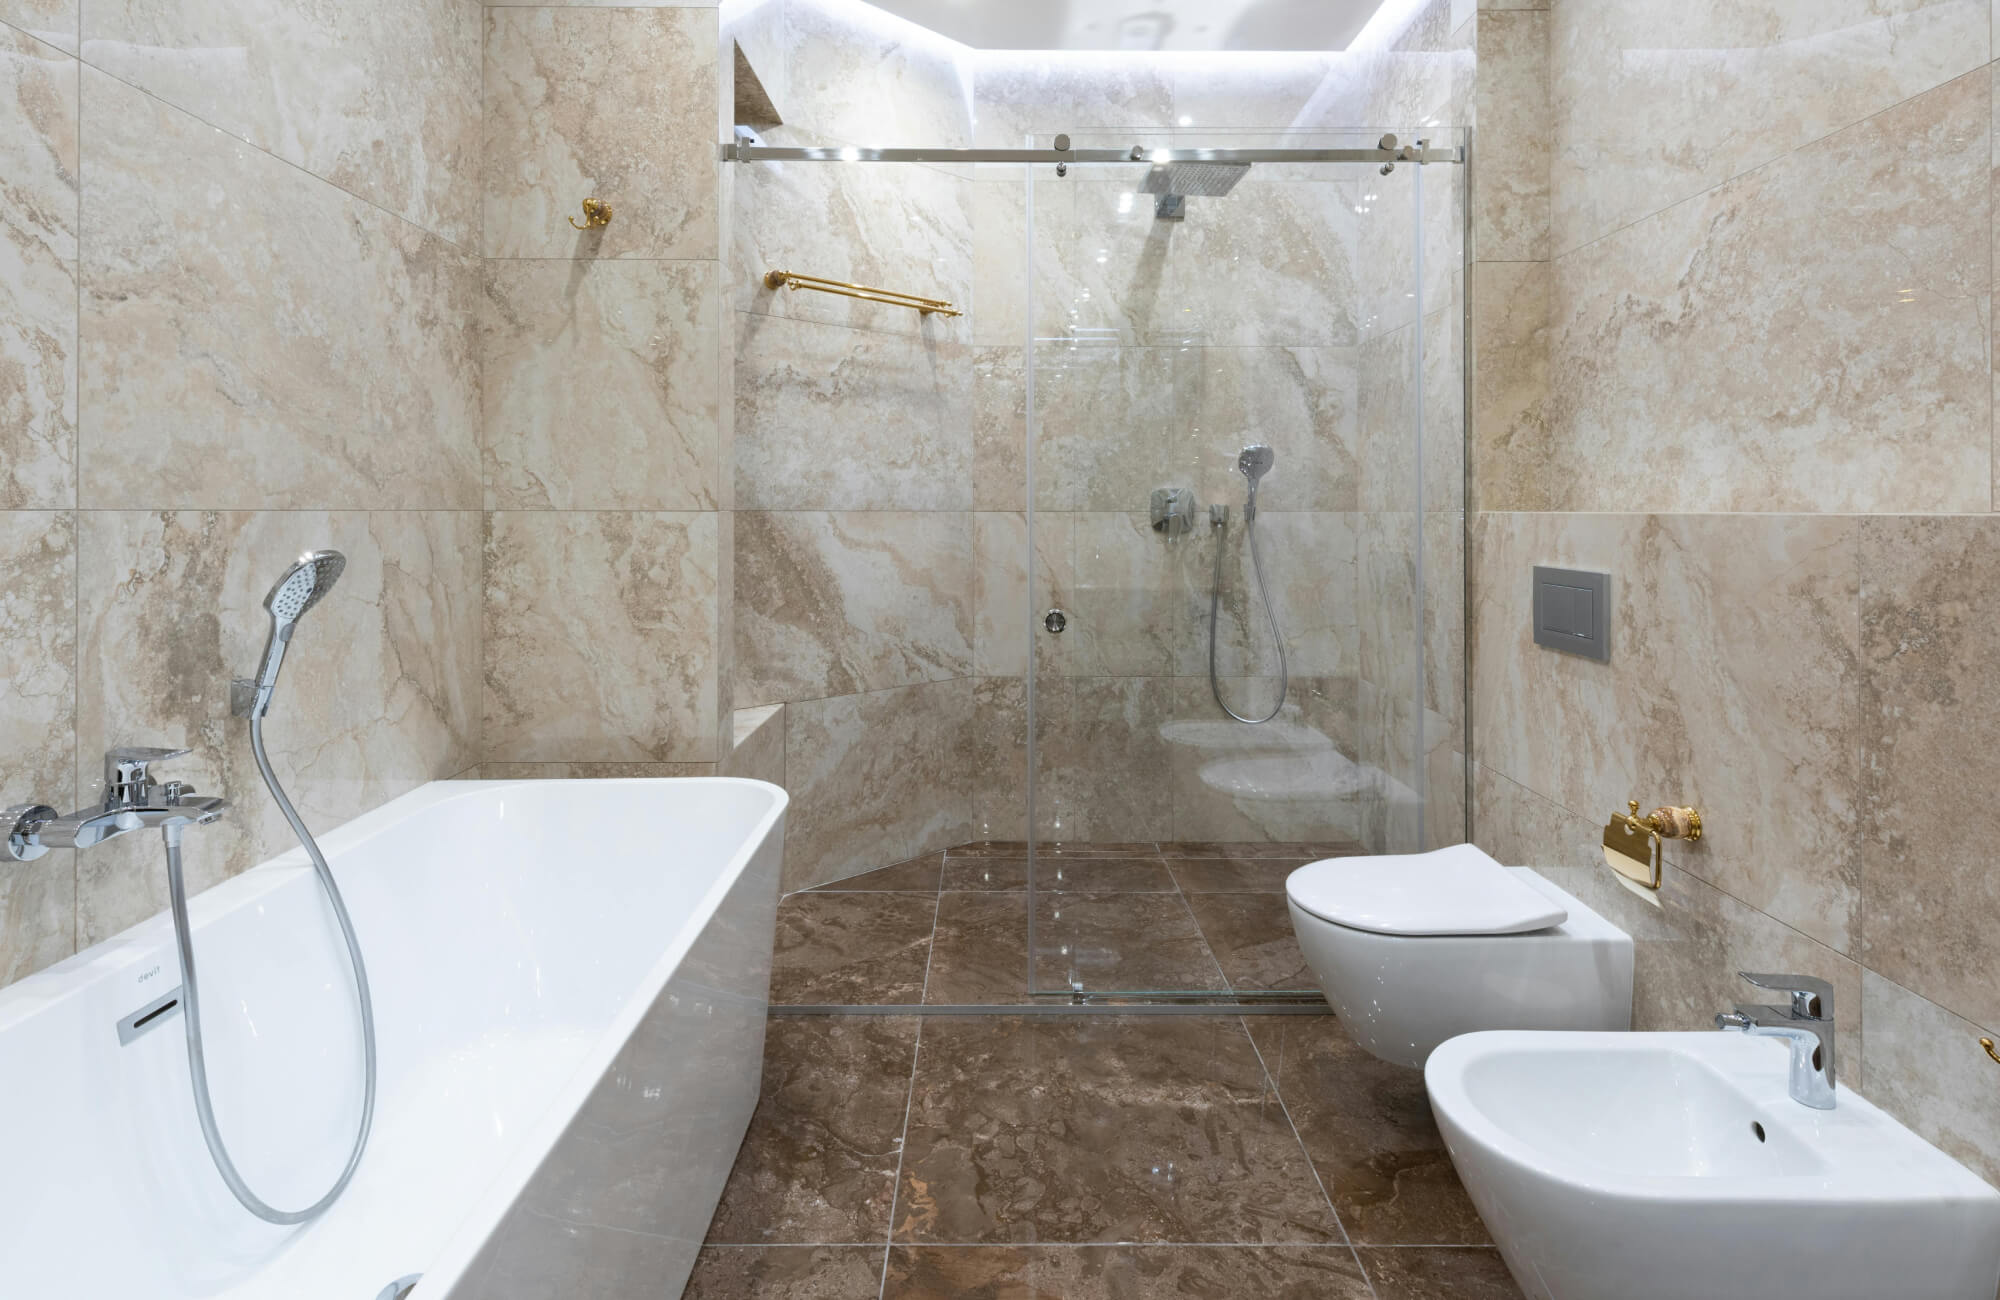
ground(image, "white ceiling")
xmin=861 ymin=0 xmax=1385 ymax=52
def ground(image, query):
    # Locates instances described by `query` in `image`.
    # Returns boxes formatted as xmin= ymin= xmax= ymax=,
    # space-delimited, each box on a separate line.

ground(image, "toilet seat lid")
xmin=1285 ymin=844 xmax=1568 ymax=936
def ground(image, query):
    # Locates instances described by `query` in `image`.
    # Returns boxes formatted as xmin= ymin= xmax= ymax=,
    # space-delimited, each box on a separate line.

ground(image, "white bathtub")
xmin=0 ymin=777 xmax=787 ymax=1299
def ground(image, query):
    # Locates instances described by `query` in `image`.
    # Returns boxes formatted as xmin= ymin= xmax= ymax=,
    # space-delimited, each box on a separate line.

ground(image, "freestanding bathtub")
xmin=0 ymin=777 xmax=787 ymax=1299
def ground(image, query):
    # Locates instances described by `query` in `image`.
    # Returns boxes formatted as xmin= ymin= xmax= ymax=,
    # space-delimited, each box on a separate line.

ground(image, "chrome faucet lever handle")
xmin=1738 ymin=972 xmax=1833 ymax=1020
xmin=103 ymin=746 xmax=191 ymax=810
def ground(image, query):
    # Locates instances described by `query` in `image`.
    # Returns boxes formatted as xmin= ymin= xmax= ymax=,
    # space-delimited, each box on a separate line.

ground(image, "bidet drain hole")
xmin=1750 ymin=1121 xmax=1766 ymax=1143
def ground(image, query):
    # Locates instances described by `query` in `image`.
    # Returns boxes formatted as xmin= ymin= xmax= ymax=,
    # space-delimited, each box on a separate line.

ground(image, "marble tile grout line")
xmin=877 ymin=1017 xmax=925 ymax=1300
xmin=1235 ymin=1014 xmax=1381 ymax=1297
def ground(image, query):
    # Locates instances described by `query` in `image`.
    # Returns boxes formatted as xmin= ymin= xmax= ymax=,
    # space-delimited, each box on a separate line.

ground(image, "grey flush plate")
xmin=1533 ymin=566 xmax=1610 ymax=662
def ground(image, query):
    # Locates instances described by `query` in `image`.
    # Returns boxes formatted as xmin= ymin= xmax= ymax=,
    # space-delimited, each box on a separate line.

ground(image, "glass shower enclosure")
xmin=730 ymin=130 xmax=1468 ymax=1003
xmin=1012 ymin=133 xmax=1468 ymax=999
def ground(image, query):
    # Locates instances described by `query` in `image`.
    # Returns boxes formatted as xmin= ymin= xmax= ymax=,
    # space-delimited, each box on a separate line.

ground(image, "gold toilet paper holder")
xmin=1602 ymin=800 xmax=1702 ymax=892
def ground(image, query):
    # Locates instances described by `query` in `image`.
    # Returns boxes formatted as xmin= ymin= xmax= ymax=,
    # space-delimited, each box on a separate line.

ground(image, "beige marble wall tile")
xmin=734 ymin=509 xmax=971 ymax=704
xmin=1547 ymin=71 xmax=1991 ymax=514
xmin=74 ymin=509 xmax=480 ymax=944
xmin=1173 ymin=346 xmax=1359 ymax=514
xmin=1473 ymin=512 xmax=1862 ymax=953
xmin=971 ymin=510 xmax=1072 ymax=680
xmin=1167 ymin=675 xmax=1366 ymax=845
xmin=0 ymin=26 xmax=74 ymax=509
xmin=782 ymin=679 xmax=973 ymax=889
xmin=1212 ymin=512 xmax=1357 ymax=680
xmin=1036 ymin=342 xmax=1174 ymax=512
xmin=1468 ymin=260 xmax=1550 ymax=514
xmin=482 ymin=6 xmax=719 ymax=260
xmin=78 ymin=71 xmax=480 ymax=511
xmin=0 ymin=510 xmax=75 ymax=983
xmin=734 ymin=312 xmax=972 ymax=510
xmin=1358 ymin=0 xmax=1472 ymax=132
xmin=1550 ymin=0 xmax=1988 ymax=256
xmin=1355 ymin=326 xmax=1418 ymax=513
xmin=1169 ymin=58 xmax=1347 ymax=132
xmin=0 ymin=0 xmax=74 ymax=53
xmin=482 ymin=259 xmax=722 ymax=510
xmin=1035 ymin=676 xmax=1175 ymax=843
xmin=783 ymin=0 xmax=971 ymax=150
xmin=1861 ymin=971 xmax=2000 ymax=1189
xmin=723 ymin=0 xmax=788 ymax=126
xmin=1475 ymin=764 xmax=1863 ymax=1071
xmin=973 ymin=54 xmax=1173 ymax=148
xmin=972 ymin=347 xmax=1025 ymax=511
xmin=1471 ymin=9 xmax=1549 ymax=261
xmin=474 ymin=762 xmax=715 ymax=779
xmin=740 ymin=159 xmax=972 ymax=342
xmin=1858 ymin=516 xmax=2000 ymax=1027
xmin=736 ymin=151 xmax=971 ymax=341
xmin=720 ymin=702 xmax=784 ymax=787
xmin=968 ymin=177 xmax=1028 ymax=351
xmin=483 ymin=511 xmax=720 ymax=765
xmin=83 ymin=0 xmax=480 ymax=245
xmin=1028 ymin=177 xmax=1361 ymax=348
xmin=968 ymin=675 xmax=1027 ymax=843
xmin=1070 ymin=511 xmax=1186 ymax=678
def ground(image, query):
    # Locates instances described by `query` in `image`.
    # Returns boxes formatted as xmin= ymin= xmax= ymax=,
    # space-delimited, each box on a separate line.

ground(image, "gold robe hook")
xmin=568 ymin=197 xmax=612 ymax=231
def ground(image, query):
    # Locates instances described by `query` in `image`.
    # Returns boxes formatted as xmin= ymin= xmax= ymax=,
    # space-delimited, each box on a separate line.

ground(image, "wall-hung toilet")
xmin=1287 ymin=844 xmax=1633 ymax=1068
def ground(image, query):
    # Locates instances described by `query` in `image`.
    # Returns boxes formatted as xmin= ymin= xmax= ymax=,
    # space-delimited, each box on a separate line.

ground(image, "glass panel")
xmin=1023 ymin=131 xmax=1468 ymax=999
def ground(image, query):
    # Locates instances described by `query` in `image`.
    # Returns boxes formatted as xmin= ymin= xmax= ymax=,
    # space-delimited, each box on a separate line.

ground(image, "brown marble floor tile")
xmin=894 ymin=1017 xmax=1343 ymax=1245
xmin=925 ymin=892 xmax=1034 ymax=1004
xmin=939 ymin=856 xmax=1177 ymax=892
xmin=947 ymin=840 xmax=1162 ymax=858
xmin=884 ymin=1245 xmax=1372 ymax=1298
xmin=926 ymin=893 xmax=1229 ymax=1002
xmin=1359 ymin=1247 xmax=1524 ymax=1298
xmin=1161 ymin=841 xmax=1364 ymax=860
xmin=806 ymin=852 xmax=945 ymax=893
xmin=1247 ymin=1018 xmax=1490 ymax=1245
xmin=705 ymin=1017 xmax=919 ymax=1244
xmin=772 ymin=893 xmax=939 ymax=1005
xmin=1183 ymin=893 xmax=1317 ymax=992
xmin=683 ymin=1245 xmax=885 ymax=1299
xmin=1167 ymin=857 xmax=1313 ymax=892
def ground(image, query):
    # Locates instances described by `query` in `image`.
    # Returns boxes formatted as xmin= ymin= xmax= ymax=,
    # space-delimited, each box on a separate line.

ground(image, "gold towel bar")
xmin=764 ymin=269 xmax=961 ymax=317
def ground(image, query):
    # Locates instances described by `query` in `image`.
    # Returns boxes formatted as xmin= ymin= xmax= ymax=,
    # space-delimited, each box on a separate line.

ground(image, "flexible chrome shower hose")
xmin=1209 ymin=502 xmax=1289 ymax=725
xmin=162 ymin=715 xmax=377 ymax=1225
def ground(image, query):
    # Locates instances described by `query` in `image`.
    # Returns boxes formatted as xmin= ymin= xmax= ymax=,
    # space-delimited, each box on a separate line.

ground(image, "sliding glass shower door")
xmin=1021 ymin=131 xmax=1468 ymax=999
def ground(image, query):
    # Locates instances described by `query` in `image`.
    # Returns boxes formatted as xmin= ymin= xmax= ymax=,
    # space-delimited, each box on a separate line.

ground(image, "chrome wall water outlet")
xmin=1150 ymin=486 xmax=1199 ymax=538
xmin=1044 ymin=609 xmax=1067 ymax=634
xmin=3 ymin=749 xmax=225 ymax=861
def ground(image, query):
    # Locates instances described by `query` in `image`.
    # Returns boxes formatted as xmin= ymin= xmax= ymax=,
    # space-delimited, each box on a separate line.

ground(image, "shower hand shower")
xmin=1209 ymin=445 xmax=1290 ymax=725
xmin=169 ymin=550 xmax=378 ymax=1224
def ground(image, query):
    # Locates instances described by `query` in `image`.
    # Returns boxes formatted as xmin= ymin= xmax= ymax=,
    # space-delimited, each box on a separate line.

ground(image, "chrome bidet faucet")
xmin=4 ymin=747 xmax=226 ymax=860
xmin=1715 ymin=971 xmax=1837 ymax=1110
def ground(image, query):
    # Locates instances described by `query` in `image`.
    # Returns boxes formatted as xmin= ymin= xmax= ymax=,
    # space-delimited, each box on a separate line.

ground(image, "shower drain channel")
xmin=375 ymin=1275 xmax=421 ymax=1300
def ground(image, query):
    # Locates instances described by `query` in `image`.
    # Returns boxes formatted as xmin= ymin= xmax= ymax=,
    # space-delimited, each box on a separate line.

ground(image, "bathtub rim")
xmin=0 ymin=775 xmax=789 ymax=1295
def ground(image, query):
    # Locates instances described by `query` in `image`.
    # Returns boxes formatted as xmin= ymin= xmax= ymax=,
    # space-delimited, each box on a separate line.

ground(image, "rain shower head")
xmin=1142 ymin=161 xmax=1250 ymax=220
xmin=242 ymin=550 xmax=346 ymax=719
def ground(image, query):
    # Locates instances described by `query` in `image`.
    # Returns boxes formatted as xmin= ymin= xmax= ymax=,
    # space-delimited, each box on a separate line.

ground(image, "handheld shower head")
xmin=244 ymin=551 xmax=345 ymax=718
xmin=1237 ymin=444 xmax=1275 ymax=484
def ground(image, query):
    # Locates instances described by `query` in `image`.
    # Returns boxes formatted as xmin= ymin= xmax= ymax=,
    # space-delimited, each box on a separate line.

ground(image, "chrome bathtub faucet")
xmin=1716 ymin=971 xmax=1837 ymax=1110
xmin=4 ymin=747 xmax=227 ymax=861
